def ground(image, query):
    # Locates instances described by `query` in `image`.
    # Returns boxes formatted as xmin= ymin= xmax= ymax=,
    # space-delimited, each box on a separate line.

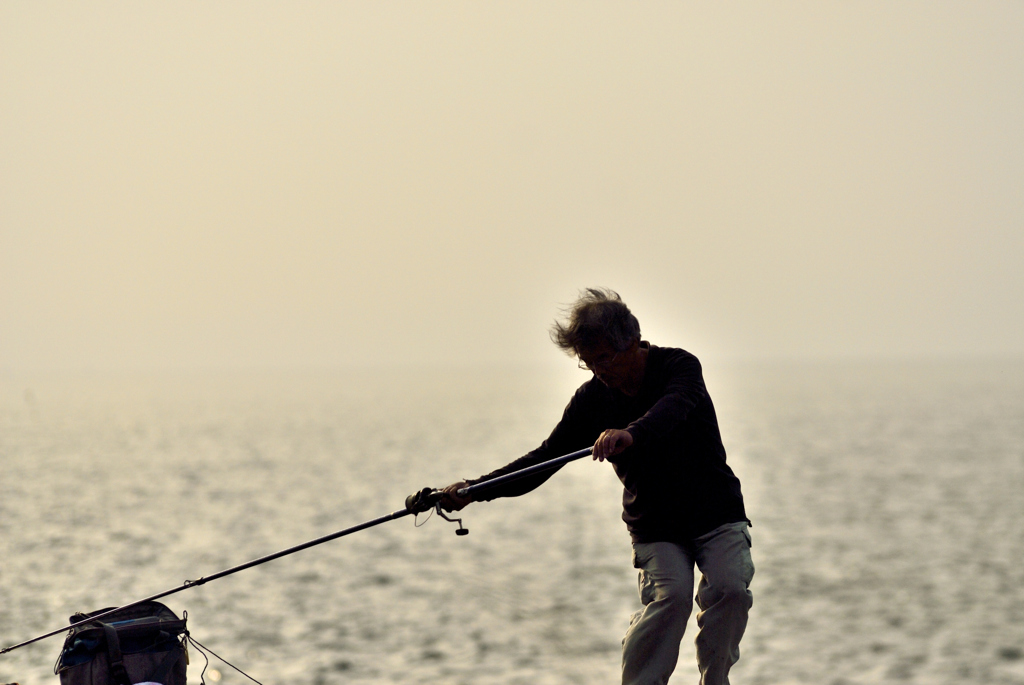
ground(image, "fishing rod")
xmin=1 ymin=506 xmax=421 ymax=655
xmin=1 ymin=445 xmax=592 ymax=656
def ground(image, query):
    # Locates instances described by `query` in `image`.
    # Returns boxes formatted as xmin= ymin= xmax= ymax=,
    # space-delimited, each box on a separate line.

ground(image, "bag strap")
xmin=101 ymin=623 xmax=132 ymax=685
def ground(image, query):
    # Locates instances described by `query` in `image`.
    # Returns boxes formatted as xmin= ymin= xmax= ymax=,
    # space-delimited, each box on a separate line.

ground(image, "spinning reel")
xmin=404 ymin=487 xmax=469 ymax=536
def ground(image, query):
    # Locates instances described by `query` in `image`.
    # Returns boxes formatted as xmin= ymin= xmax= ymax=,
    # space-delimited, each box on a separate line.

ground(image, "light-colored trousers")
xmin=621 ymin=522 xmax=754 ymax=685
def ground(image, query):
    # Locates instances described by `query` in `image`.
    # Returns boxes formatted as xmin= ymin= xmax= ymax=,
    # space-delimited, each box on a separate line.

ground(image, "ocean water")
xmin=1 ymin=361 xmax=1022 ymax=685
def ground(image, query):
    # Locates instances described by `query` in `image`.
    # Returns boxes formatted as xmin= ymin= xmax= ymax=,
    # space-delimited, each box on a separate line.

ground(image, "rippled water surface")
xmin=2 ymin=361 xmax=1023 ymax=685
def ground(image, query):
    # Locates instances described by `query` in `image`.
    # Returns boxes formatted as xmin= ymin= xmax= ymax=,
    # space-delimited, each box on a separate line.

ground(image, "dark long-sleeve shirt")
xmin=467 ymin=344 xmax=748 ymax=542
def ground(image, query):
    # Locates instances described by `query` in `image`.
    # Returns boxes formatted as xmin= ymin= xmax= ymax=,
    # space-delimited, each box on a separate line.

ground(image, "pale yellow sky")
xmin=2 ymin=2 xmax=1022 ymax=370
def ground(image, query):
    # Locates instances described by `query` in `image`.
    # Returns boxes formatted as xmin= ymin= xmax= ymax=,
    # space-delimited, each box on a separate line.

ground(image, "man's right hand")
xmin=441 ymin=481 xmax=473 ymax=511
xmin=593 ymin=428 xmax=634 ymax=461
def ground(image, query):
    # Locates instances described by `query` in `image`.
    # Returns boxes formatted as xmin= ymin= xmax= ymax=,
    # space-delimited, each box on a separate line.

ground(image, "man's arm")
xmin=622 ymin=351 xmax=707 ymax=450
xmin=440 ymin=385 xmax=600 ymax=509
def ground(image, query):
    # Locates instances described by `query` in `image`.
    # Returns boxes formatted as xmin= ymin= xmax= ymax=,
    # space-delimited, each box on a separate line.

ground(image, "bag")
xmin=55 ymin=601 xmax=188 ymax=685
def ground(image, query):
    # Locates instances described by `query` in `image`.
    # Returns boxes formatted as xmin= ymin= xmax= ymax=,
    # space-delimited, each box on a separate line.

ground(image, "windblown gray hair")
xmin=550 ymin=288 xmax=641 ymax=354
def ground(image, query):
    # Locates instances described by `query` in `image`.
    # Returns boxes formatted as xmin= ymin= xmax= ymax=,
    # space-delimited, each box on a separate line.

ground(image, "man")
xmin=441 ymin=288 xmax=753 ymax=685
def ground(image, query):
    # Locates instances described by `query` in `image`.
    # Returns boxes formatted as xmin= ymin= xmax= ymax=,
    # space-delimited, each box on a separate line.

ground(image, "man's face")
xmin=577 ymin=341 xmax=632 ymax=390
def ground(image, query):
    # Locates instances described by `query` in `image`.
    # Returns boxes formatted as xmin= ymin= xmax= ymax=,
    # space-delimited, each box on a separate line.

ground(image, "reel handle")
xmin=436 ymin=504 xmax=469 ymax=536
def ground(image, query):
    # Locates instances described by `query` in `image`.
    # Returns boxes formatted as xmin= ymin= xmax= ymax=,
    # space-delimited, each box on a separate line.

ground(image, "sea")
xmin=1 ymin=360 xmax=1022 ymax=685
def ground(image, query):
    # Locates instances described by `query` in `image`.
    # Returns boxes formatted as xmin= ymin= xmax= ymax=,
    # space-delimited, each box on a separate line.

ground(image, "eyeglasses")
xmin=577 ymin=351 xmax=620 ymax=371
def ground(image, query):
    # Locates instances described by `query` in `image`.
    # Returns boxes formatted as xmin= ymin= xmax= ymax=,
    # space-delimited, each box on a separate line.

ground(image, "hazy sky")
xmin=2 ymin=2 xmax=1022 ymax=370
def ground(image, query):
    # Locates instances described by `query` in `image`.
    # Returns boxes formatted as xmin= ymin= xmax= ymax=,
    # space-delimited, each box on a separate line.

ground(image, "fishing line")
xmin=187 ymin=635 xmax=211 ymax=685
xmin=414 ymin=505 xmax=434 ymax=527
xmin=186 ymin=635 xmax=263 ymax=685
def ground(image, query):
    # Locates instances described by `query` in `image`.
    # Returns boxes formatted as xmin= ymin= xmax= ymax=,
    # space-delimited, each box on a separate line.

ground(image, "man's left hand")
xmin=593 ymin=429 xmax=633 ymax=462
